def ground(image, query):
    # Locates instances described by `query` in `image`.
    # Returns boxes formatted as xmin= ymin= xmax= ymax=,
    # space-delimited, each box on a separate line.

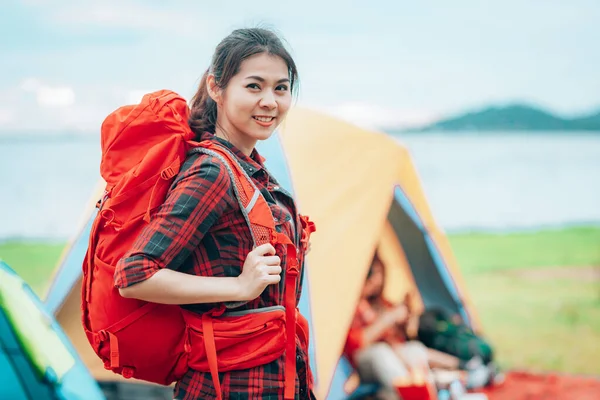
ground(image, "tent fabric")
xmin=278 ymin=107 xmax=480 ymax=399
xmin=1 ymin=263 xmax=75 ymax=380
xmin=0 ymin=261 xmax=104 ymax=400
xmin=43 ymin=108 xmax=480 ymax=399
xmin=389 ymin=189 xmax=467 ymax=321
xmin=278 ymin=108 xmax=407 ymax=398
xmin=44 ymin=179 xmax=104 ymax=316
xmin=0 ymin=309 xmax=54 ymax=400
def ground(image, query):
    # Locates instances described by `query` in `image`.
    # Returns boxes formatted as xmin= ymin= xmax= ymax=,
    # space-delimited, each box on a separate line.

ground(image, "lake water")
xmin=0 ymin=132 xmax=599 ymax=240
xmin=395 ymin=132 xmax=600 ymax=232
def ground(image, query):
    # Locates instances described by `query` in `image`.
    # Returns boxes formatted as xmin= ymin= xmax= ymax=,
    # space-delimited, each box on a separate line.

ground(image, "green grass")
xmin=449 ymin=226 xmax=600 ymax=375
xmin=463 ymin=268 xmax=600 ymax=374
xmin=0 ymin=241 xmax=65 ymax=295
xmin=449 ymin=226 xmax=600 ymax=273
xmin=1 ymin=225 xmax=600 ymax=374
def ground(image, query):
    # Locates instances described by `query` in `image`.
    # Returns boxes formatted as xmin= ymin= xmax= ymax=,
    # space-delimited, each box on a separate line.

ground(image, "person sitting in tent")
xmin=343 ymin=253 xmax=492 ymax=399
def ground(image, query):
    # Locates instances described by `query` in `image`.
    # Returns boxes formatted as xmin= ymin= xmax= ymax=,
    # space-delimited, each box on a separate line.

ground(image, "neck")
xmin=214 ymin=125 xmax=256 ymax=157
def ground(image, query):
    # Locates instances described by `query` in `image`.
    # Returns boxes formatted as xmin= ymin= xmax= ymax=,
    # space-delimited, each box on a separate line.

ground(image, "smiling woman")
xmin=206 ymin=53 xmax=292 ymax=153
xmin=188 ymin=28 xmax=298 ymax=156
xmin=81 ymin=27 xmax=316 ymax=400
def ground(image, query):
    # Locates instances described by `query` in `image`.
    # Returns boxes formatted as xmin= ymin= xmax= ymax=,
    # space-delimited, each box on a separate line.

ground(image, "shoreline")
xmin=2 ymin=222 xmax=599 ymax=245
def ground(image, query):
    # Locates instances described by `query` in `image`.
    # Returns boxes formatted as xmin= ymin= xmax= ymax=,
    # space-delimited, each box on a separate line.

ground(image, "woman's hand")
xmin=236 ymin=243 xmax=282 ymax=301
xmin=381 ymin=304 xmax=410 ymax=326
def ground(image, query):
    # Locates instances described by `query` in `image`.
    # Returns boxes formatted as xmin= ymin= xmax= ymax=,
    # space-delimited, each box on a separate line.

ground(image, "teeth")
xmin=254 ymin=116 xmax=274 ymax=122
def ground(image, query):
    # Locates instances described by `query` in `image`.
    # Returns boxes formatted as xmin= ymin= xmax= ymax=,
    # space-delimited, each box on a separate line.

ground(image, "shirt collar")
xmin=199 ymin=131 xmax=266 ymax=176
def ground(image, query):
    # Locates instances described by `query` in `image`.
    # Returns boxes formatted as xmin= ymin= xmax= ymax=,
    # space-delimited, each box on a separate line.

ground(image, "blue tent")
xmin=0 ymin=260 xmax=105 ymax=400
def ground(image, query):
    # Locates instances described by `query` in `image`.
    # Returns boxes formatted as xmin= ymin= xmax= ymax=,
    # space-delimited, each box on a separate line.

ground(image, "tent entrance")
xmin=386 ymin=187 xmax=469 ymax=325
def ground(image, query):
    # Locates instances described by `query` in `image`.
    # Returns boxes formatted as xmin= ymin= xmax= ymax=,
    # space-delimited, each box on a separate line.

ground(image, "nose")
xmin=259 ymin=90 xmax=277 ymax=110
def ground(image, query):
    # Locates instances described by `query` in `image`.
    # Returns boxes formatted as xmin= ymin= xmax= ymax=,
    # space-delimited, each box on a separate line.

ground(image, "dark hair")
xmin=367 ymin=251 xmax=383 ymax=278
xmin=188 ymin=28 xmax=299 ymax=136
xmin=366 ymin=251 xmax=386 ymax=301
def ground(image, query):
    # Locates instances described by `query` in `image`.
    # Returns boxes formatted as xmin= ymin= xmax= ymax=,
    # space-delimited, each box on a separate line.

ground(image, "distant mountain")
xmin=572 ymin=111 xmax=600 ymax=130
xmin=403 ymin=104 xmax=600 ymax=132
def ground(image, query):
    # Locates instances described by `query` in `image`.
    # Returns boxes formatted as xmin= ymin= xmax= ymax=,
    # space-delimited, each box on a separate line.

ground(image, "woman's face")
xmin=213 ymin=52 xmax=292 ymax=153
xmin=363 ymin=259 xmax=385 ymax=298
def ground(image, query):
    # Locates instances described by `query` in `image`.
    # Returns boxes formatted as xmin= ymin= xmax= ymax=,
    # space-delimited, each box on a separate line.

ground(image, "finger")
xmin=264 ymin=265 xmax=282 ymax=275
xmin=265 ymin=274 xmax=281 ymax=285
xmin=262 ymin=255 xmax=281 ymax=266
xmin=253 ymin=243 xmax=276 ymax=256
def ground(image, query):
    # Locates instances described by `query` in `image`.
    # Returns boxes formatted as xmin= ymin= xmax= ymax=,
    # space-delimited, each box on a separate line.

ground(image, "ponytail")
xmin=188 ymin=69 xmax=218 ymax=136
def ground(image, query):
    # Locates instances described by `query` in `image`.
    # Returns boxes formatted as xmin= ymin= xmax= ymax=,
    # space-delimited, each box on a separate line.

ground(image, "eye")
xmin=276 ymin=84 xmax=289 ymax=92
xmin=246 ymin=83 xmax=260 ymax=90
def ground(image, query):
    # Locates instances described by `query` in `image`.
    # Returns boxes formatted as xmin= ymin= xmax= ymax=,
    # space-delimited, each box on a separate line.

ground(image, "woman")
xmin=344 ymin=254 xmax=492 ymax=399
xmin=113 ymin=28 xmax=314 ymax=399
xmin=345 ymin=254 xmax=431 ymax=399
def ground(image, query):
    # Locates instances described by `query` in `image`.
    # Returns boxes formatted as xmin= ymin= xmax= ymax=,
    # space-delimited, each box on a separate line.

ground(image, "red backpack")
xmin=81 ymin=90 xmax=315 ymax=399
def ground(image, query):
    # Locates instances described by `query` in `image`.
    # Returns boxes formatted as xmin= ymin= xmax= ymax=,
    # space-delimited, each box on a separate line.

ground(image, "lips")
xmin=253 ymin=115 xmax=276 ymax=127
xmin=253 ymin=116 xmax=275 ymax=122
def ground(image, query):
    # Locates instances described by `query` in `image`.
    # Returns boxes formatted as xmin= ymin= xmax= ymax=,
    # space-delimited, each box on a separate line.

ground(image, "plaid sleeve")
xmin=114 ymin=154 xmax=232 ymax=288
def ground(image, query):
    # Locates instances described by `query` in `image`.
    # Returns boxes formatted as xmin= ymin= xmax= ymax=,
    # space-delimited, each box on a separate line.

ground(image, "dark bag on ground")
xmin=417 ymin=308 xmax=494 ymax=364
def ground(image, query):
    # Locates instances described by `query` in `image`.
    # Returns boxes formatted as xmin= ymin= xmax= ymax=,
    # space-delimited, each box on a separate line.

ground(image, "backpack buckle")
xmin=161 ymin=166 xmax=176 ymax=180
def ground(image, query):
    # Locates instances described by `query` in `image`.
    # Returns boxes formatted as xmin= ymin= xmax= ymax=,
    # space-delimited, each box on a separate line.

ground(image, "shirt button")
xmin=273 ymin=185 xmax=280 ymax=190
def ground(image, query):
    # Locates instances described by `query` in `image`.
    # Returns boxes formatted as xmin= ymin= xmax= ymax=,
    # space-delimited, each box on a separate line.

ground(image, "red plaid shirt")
xmin=114 ymin=132 xmax=314 ymax=399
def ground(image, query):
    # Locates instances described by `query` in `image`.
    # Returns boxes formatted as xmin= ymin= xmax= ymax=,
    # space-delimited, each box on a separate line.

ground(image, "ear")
xmin=206 ymin=74 xmax=222 ymax=105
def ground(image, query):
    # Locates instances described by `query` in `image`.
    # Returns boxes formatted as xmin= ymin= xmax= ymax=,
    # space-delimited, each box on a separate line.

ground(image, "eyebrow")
xmin=245 ymin=75 xmax=290 ymax=84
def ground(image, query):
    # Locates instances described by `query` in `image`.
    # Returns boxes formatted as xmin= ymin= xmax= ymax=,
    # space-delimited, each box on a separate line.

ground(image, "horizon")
xmin=1 ymin=101 xmax=598 ymax=135
xmin=2 ymin=0 xmax=600 ymax=131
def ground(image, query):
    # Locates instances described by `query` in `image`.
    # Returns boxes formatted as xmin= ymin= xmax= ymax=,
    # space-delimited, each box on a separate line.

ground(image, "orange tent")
xmin=278 ymin=108 xmax=481 ymax=398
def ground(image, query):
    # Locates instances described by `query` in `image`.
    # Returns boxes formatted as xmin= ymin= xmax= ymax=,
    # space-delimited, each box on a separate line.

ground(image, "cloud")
xmin=323 ymin=102 xmax=438 ymax=130
xmin=55 ymin=104 xmax=107 ymax=132
xmin=21 ymin=78 xmax=75 ymax=108
xmin=51 ymin=2 xmax=210 ymax=36
xmin=0 ymin=109 xmax=15 ymax=125
xmin=37 ymin=86 xmax=75 ymax=108
xmin=20 ymin=78 xmax=41 ymax=92
xmin=1 ymin=81 xmax=167 ymax=132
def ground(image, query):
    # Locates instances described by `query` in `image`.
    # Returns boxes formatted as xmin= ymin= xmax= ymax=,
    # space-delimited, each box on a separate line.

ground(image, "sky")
xmin=1 ymin=0 xmax=599 ymax=132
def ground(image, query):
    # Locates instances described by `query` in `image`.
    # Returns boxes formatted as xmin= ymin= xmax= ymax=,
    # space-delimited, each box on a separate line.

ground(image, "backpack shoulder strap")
xmin=189 ymin=144 xmax=275 ymax=246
